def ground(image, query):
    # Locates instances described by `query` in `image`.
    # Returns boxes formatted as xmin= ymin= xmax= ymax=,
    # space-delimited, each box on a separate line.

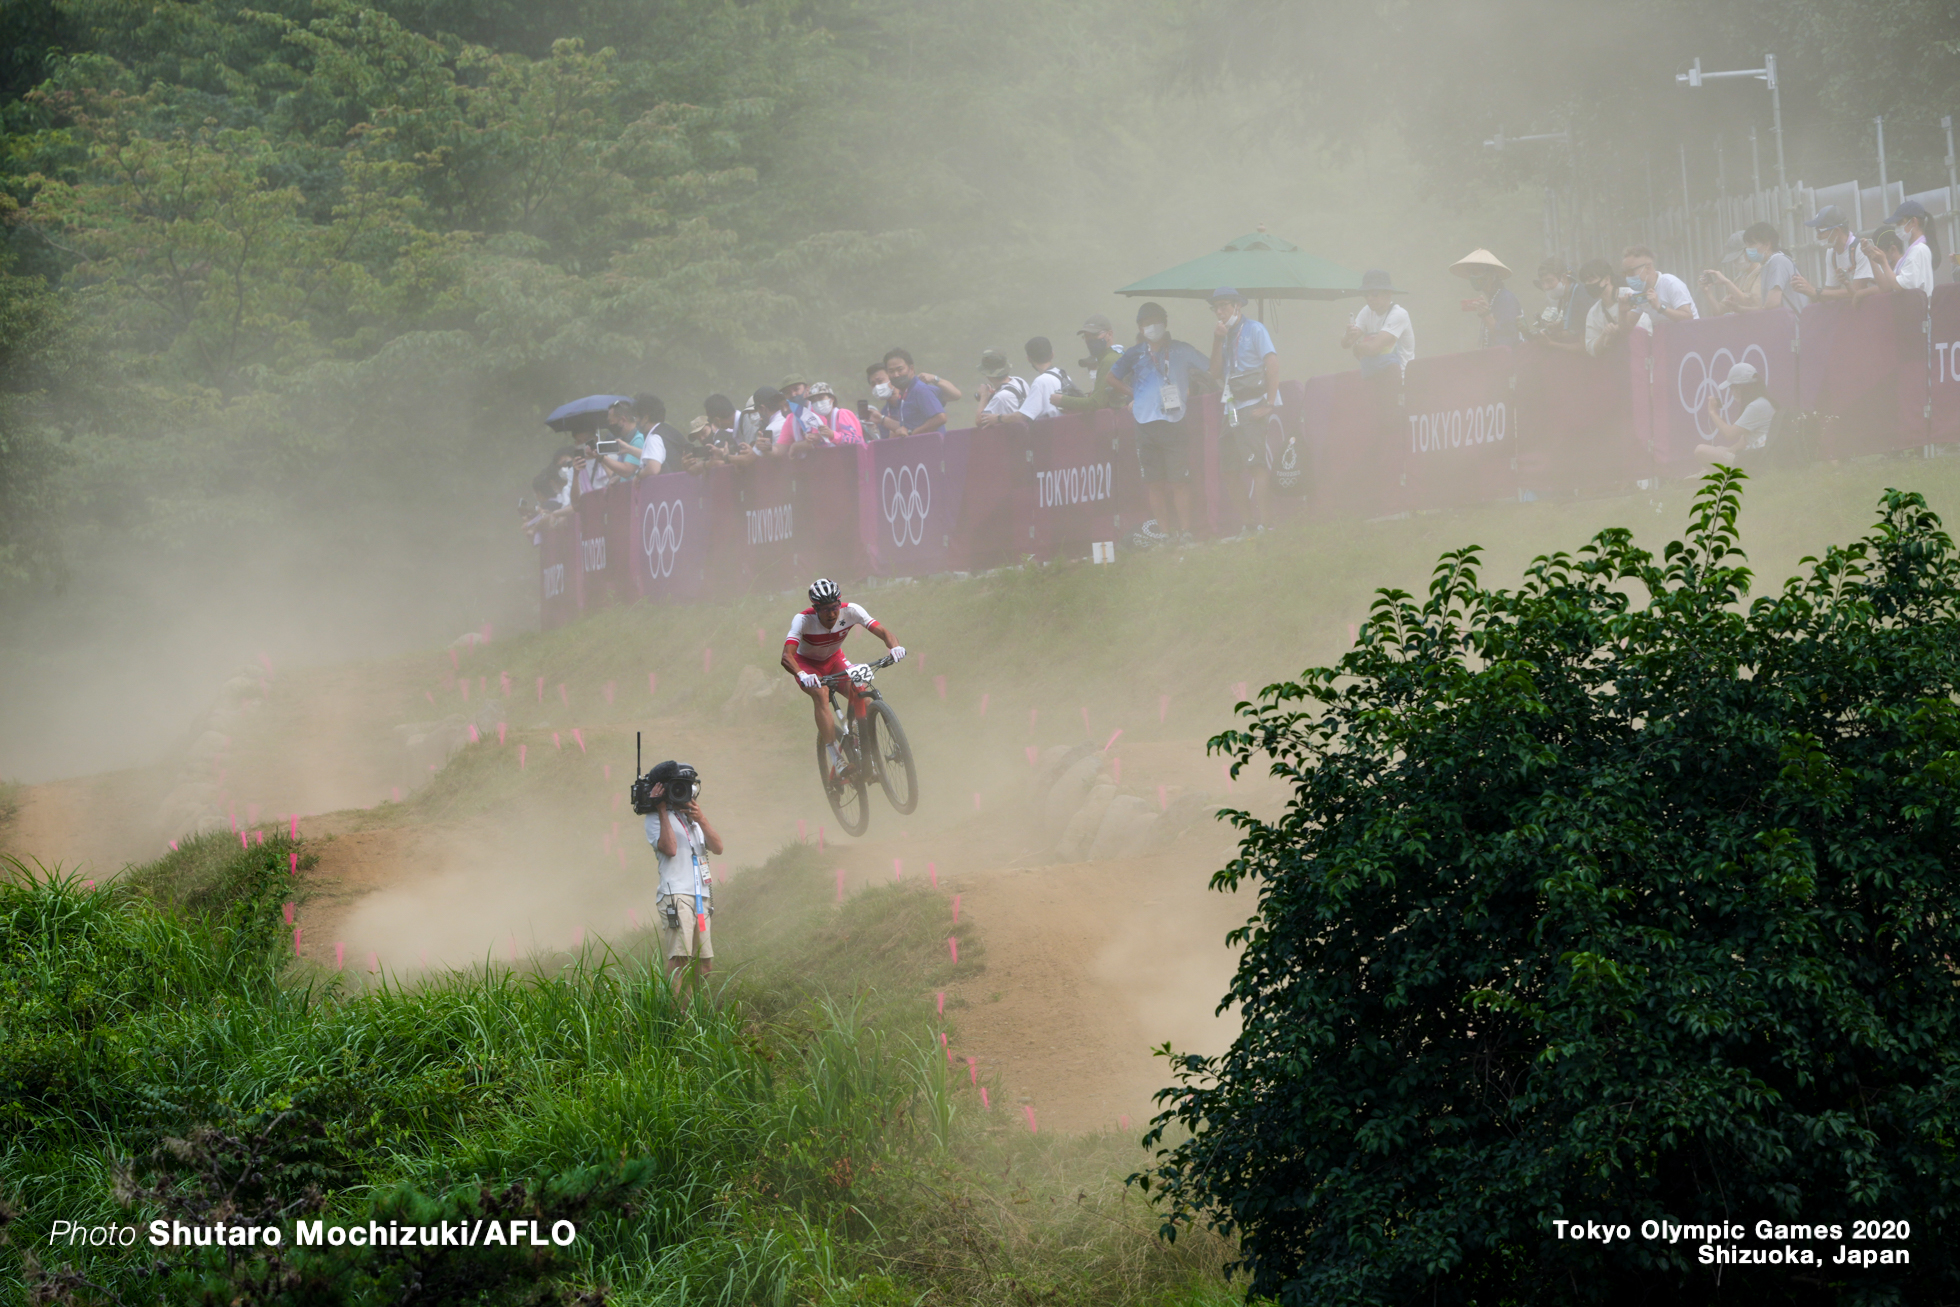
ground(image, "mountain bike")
xmin=815 ymin=652 xmax=918 ymax=837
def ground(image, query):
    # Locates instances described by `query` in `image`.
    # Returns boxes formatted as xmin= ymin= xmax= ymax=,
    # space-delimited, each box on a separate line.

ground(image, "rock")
xmin=1087 ymin=795 xmax=1160 ymax=860
xmin=1032 ymin=743 xmax=1093 ymax=797
xmin=1044 ymin=754 xmax=1106 ymax=830
xmin=1057 ymin=782 xmax=1117 ymax=861
xmin=450 ymin=631 xmax=486 ymax=649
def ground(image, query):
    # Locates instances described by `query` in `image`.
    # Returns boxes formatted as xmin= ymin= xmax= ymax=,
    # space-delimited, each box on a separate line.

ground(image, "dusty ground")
xmin=4 ymin=667 xmax=1274 ymax=1140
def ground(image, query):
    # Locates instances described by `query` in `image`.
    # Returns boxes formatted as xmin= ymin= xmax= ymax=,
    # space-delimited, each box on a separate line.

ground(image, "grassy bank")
xmin=0 ymin=833 xmax=1240 ymax=1306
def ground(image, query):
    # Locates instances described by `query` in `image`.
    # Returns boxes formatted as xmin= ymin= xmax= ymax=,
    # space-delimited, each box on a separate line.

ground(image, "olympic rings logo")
xmin=641 ymin=499 xmax=685 ymax=579
xmin=881 ymin=463 xmax=931 ymax=547
xmin=1678 ymin=345 xmax=1769 ymax=439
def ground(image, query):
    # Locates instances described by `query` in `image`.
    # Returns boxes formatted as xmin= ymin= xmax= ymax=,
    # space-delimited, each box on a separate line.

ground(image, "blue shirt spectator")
xmin=1112 ymin=336 xmax=1211 ymax=424
xmin=882 ymin=349 xmax=949 ymax=437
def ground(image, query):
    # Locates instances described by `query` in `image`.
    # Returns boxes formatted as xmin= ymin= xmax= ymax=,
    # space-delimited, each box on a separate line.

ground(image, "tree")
xmin=1138 ymin=470 xmax=1960 ymax=1305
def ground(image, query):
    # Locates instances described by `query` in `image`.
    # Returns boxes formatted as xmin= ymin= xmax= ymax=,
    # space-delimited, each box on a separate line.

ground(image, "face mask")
xmin=1142 ymin=323 xmax=1166 ymax=342
xmin=813 ymin=399 xmax=834 ymax=416
xmin=1224 ymin=312 xmax=1242 ymax=328
xmin=873 ymin=382 xmax=893 ymax=399
xmin=1745 ymin=248 xmax=1765 ymax=263
xmin=1625 ymin=276 xmax=1646 ymax=294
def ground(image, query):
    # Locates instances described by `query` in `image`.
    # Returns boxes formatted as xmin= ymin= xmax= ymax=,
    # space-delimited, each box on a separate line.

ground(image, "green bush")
xmin=1140 ymin=472 xmax=1960 ymax=1305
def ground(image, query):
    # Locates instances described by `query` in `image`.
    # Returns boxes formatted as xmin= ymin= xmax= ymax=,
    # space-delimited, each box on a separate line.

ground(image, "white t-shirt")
xmin=983 ymin=377 xmax=1028 ymax=419
xmin=637 ymin=430 xmax=667 ymax=469
xmin=1649 ymin=271 xmax=1700 ymax=319
xmin=1734 ymin=396 xmax=1774 ymax=450
xmin=1895 ymin=237 xmax=1937 ymax=294
xmin=1019 ymin=368 xmax=1066 ymax=421
xmin=1585 ymin=295 xmax=1651 ymax=357
xmin=645 ymin=810 xmax=711 ymax=900
xmin=1824 ymin=242 xmax=1874 ymax=289
xmin=1355 ymin=303 xmax=1415 ymax=370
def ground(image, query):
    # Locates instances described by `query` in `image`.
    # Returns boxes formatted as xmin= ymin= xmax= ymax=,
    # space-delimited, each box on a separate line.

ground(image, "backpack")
xmin=1042 ymin=365 xmax=1085 ymax=400
xmin=996 ymin=376 xmax=1030 ymax=408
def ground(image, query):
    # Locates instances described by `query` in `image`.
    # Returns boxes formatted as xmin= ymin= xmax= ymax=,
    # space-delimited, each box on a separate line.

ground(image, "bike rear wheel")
xmin=866 ymin=698 xmax=918 ymax=815
xmin=817 ymin=713 xmax=870 ymax=837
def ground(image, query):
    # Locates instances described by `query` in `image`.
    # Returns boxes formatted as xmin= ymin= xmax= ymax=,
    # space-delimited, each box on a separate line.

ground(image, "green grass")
xmin=0 ymin=835 xmax=1243 ymax=1306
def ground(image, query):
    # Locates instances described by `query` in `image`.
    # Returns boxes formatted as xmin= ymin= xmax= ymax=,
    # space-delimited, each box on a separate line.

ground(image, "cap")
xmin=1077 ymin=313 xmax=1113 ymax=336
xmin=1360 ymin=268 xmax=1396 ymax=293
xmin=689 ymin=415 xmax=710 ymax=434
xmin=778 ymin=372 xmax=808 ymax=391
xmin=1725 ymin=362 xmax=1758 ymax=386
xmin=1208 ymin=286 xmax=1247 ymax=304
xmin=1886 ymin=198 xmax=1930 ymax=225
xmin=1135 ymin=300 xmax=1168 ymax=323
xmin=1448 ymin=248 xmax=1512 ymax=279
xmin=978 ymin=348 xmax=1010 ymax=379
xmin=808 ymin=380 xmax=835 ymax=397
xmin=752 ymin=386 xmax=785 ymax=409
xmin=1722 ymin=230 xmax=1746 ymax=261
xmin=1805 ymin=204 xmax=1848 ymax=229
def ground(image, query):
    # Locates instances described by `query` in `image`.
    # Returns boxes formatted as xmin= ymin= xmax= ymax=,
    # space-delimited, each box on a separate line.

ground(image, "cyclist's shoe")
xmin=826 ymin=742 xmax=845 ymax=780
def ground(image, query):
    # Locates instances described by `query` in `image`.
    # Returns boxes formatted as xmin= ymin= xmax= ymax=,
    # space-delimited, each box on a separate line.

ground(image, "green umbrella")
xmin=1115 ymin=230 xmax=1369 ymax=303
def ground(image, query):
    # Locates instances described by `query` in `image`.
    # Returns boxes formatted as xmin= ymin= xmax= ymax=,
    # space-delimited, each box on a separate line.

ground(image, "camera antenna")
xmin=636 ymin=731 xmax=641 ymax=778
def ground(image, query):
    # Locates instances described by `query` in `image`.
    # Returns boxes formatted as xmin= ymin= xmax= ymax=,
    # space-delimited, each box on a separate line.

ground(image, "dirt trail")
xmin=10 ymin=671 xmax=1271 ymax=1139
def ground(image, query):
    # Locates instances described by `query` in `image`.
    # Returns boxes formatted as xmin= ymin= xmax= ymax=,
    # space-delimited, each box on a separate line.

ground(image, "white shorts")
xmin=657 ymin=893 xmax=713 ymax=960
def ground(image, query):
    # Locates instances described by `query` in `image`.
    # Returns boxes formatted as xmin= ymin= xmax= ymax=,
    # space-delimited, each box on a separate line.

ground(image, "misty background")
xmin=1 ymin=0 xmax=1953 ymax=781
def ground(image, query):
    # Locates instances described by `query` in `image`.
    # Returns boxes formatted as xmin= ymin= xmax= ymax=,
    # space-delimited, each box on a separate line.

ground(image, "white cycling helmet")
xmin=809 ymin=577 xmax=840 ymax=604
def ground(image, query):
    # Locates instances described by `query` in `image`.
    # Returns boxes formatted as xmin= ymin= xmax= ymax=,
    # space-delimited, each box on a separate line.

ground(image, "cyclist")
xmin=783 ymin=578 xmax=906 ymax=777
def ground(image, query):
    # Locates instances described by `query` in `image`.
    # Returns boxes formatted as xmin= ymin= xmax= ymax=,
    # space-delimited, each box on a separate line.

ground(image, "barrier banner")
xmin=1643 ymin=309 xmax=1799 ymax=466
xmin=1512 ymin=342 xmax=1644 ymax=494
xmin=1931 ymin=286 xmax=1960 ymax=445
xmin=1803 ymin=291 xmax=1928 ymax=456
xmin=538 ymin=517 xmax=580 ymax=631
xmin=864 ymin=430 xmax=968 ymax=576
xmin=1299 ymin=372 xmax=1391 ymax=522
xmin=627 ymin=470 xmax=715 ymax=603
xmin=794 ymin=445 xmax=864 ymax=578
xmin=712 ymin=453 xmax=836 ymax=592
xmin=951 ymin=425 xmax=1031 ymax=571
xmin=1395 ymin=347 xmax=1518 ymax=509
xmin=573 ymin=490 xmax=619 ymax=611
xmin=1028 ymin=410 xmax=1131 ymax=557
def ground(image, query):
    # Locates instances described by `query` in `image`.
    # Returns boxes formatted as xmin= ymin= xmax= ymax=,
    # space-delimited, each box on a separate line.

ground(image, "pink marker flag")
xmin=979 ymin=692 xmax=989 ymax=717
xmin=798 ymin=818 xmax=807 ymax=843
xmin=240 ymin=831 xmax=249 ymax=851
xmin=980 ymin=1086 xmax=990 ymax=1109
xmin=648 ymin=671 xmax=658 ymax=695
xmin=558 ymin=682 xmax=568 ymax=706
xmin=500 ymin=671 xmax=511 ymax=696
xmin=948 ymin=935 xmax=959 ymax=964
xmin=702 ymin=647 xmax=713 ymax=674
xmin=258 ymin=651 xmax=275 ymax=678
xmin=1348 ymin=622 xmax=1359 ymax=643
xmin=290 ymin=814 xmax=298 ymax=839
xmin=483 ymin=621 xmax=494 ymax=642
xmin=367 ymin=951 xmax=379 ymax=974
xmin=536 ymin=676 xmax=545 ymax=702
xmin=498 ymin=722 xmax=507 ymax=746
xmin=169 ymin=840 xmax=179 ymax=852
xmin=973 ymin=791 xmax=982 ymax=811
xmin=1024 ymin=1105 xmax=1038 ymax=1134
xmin=967 ymin=1056 xmax=978 ymax=1085
xmin=573 ymin=728 xmax=586 ymax=753
xmin=425 ymin=690 xmax=435 ymax=706
xmin=574 ymin=927 xmax=585 ymax=948
xmin=1029 ymin=707 xmax=1038 ymax=731
xmin=289 ymin=850 xmax=298 ymax=875
xmin=1025 ymin=746 xmax=1038 ymax=767
xmin=552 ymin=732 xmax=562 ymax=751
xmin=1157 ymin=785 xmax=1168 ymax=812
xmin=941 ymin=1032 xmax=952 ymax=1065
xmin=1103 ymin=728 xmax=1123 ymax=753
xmin=255 ymin=829 xmax=265 ymax=846
xmin=1120 ymin=1114 xmax=1130 ymax=1132
xmin=391 ymin=786 xmax=402 ymax=803
xmin=603 ymin=679 xmax=615 ymax=704
xmin=334 ymin=942 xmax=345 ymax=971
xmin=284 ymin=903 xmax=294 ymax=925
xmin=1111 ymin=757 xmax=1122 ymax=784
xmin=628 ymin=908 xmax=639 ymax=929
xmin=935 ymin=674 xmax=946 ymax=700
xmin=518 ymin=744 xmax=527 ymax=770
xmin=936 ymin=991 xmax=945 ymax=1016
xmin=893 ymin=858 xmax=902 ymax=883
xmin=460 ymin=680 xmax=470 ymax=701
xmin=468 ymin=724 xmax=480 ymax=743
xmin=420 ymin=950 xmax=429 ymax=970
xmin=835 ymin=867 xmax=845 ymax=902
xmin=603 ymin=763 xmax=611 ymax=780
xmin=929 ymin=861 xmax=938 ymax=889
xmin=293 ymin=927 xmax=303 ymax=955
xmin=1233 ymin=680 xmax=1248 ymax=701
xmin=952 ymin=893 xmax=961 ymax=924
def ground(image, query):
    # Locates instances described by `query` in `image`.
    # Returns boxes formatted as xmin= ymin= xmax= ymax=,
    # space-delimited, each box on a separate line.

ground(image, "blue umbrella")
xmin=545 ymin=394 xmax=631 ymax=432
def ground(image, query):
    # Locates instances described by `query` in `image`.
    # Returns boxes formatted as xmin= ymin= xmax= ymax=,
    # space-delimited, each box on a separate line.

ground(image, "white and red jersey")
xmin=785 ymin=602 xmax=880 ymax=662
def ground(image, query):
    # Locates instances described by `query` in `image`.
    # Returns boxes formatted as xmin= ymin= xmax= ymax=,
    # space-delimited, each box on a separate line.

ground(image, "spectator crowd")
xmin=527 ymin=197 xmax=1951 ymax=536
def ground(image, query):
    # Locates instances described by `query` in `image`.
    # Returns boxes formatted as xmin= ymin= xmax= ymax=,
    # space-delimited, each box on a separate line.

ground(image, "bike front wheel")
xmin=865 ymin=698 xmax=918 ymax=815
xmin=817 ymin=727 xmax=870 ymax=837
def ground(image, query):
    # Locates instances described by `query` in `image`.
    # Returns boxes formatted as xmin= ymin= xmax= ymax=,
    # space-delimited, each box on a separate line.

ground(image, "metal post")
xmin=1876 ymin=115 xmax=1888 ymax=194
xmin=1945 ymin=116 xmax=1959 ymax=262
xmin=1679 ymin=143 xmax=1693 ymax=273
xmin=1716 ymin=134 xmax=1727 ymax=197
xmin=1767 ymin=54 xmax=1789 ymax=242
xmin=1750 ymin=126 xmax=1762 ymax=206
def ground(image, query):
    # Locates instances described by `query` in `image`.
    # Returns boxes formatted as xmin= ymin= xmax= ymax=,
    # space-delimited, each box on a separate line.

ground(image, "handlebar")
xmin=817 ymin=652 xmax=897 ymax=688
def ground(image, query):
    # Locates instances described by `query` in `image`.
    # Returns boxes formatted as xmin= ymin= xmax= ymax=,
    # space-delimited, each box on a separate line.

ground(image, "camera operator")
xmin=640 ymin=760 xmax=724 ymax=992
